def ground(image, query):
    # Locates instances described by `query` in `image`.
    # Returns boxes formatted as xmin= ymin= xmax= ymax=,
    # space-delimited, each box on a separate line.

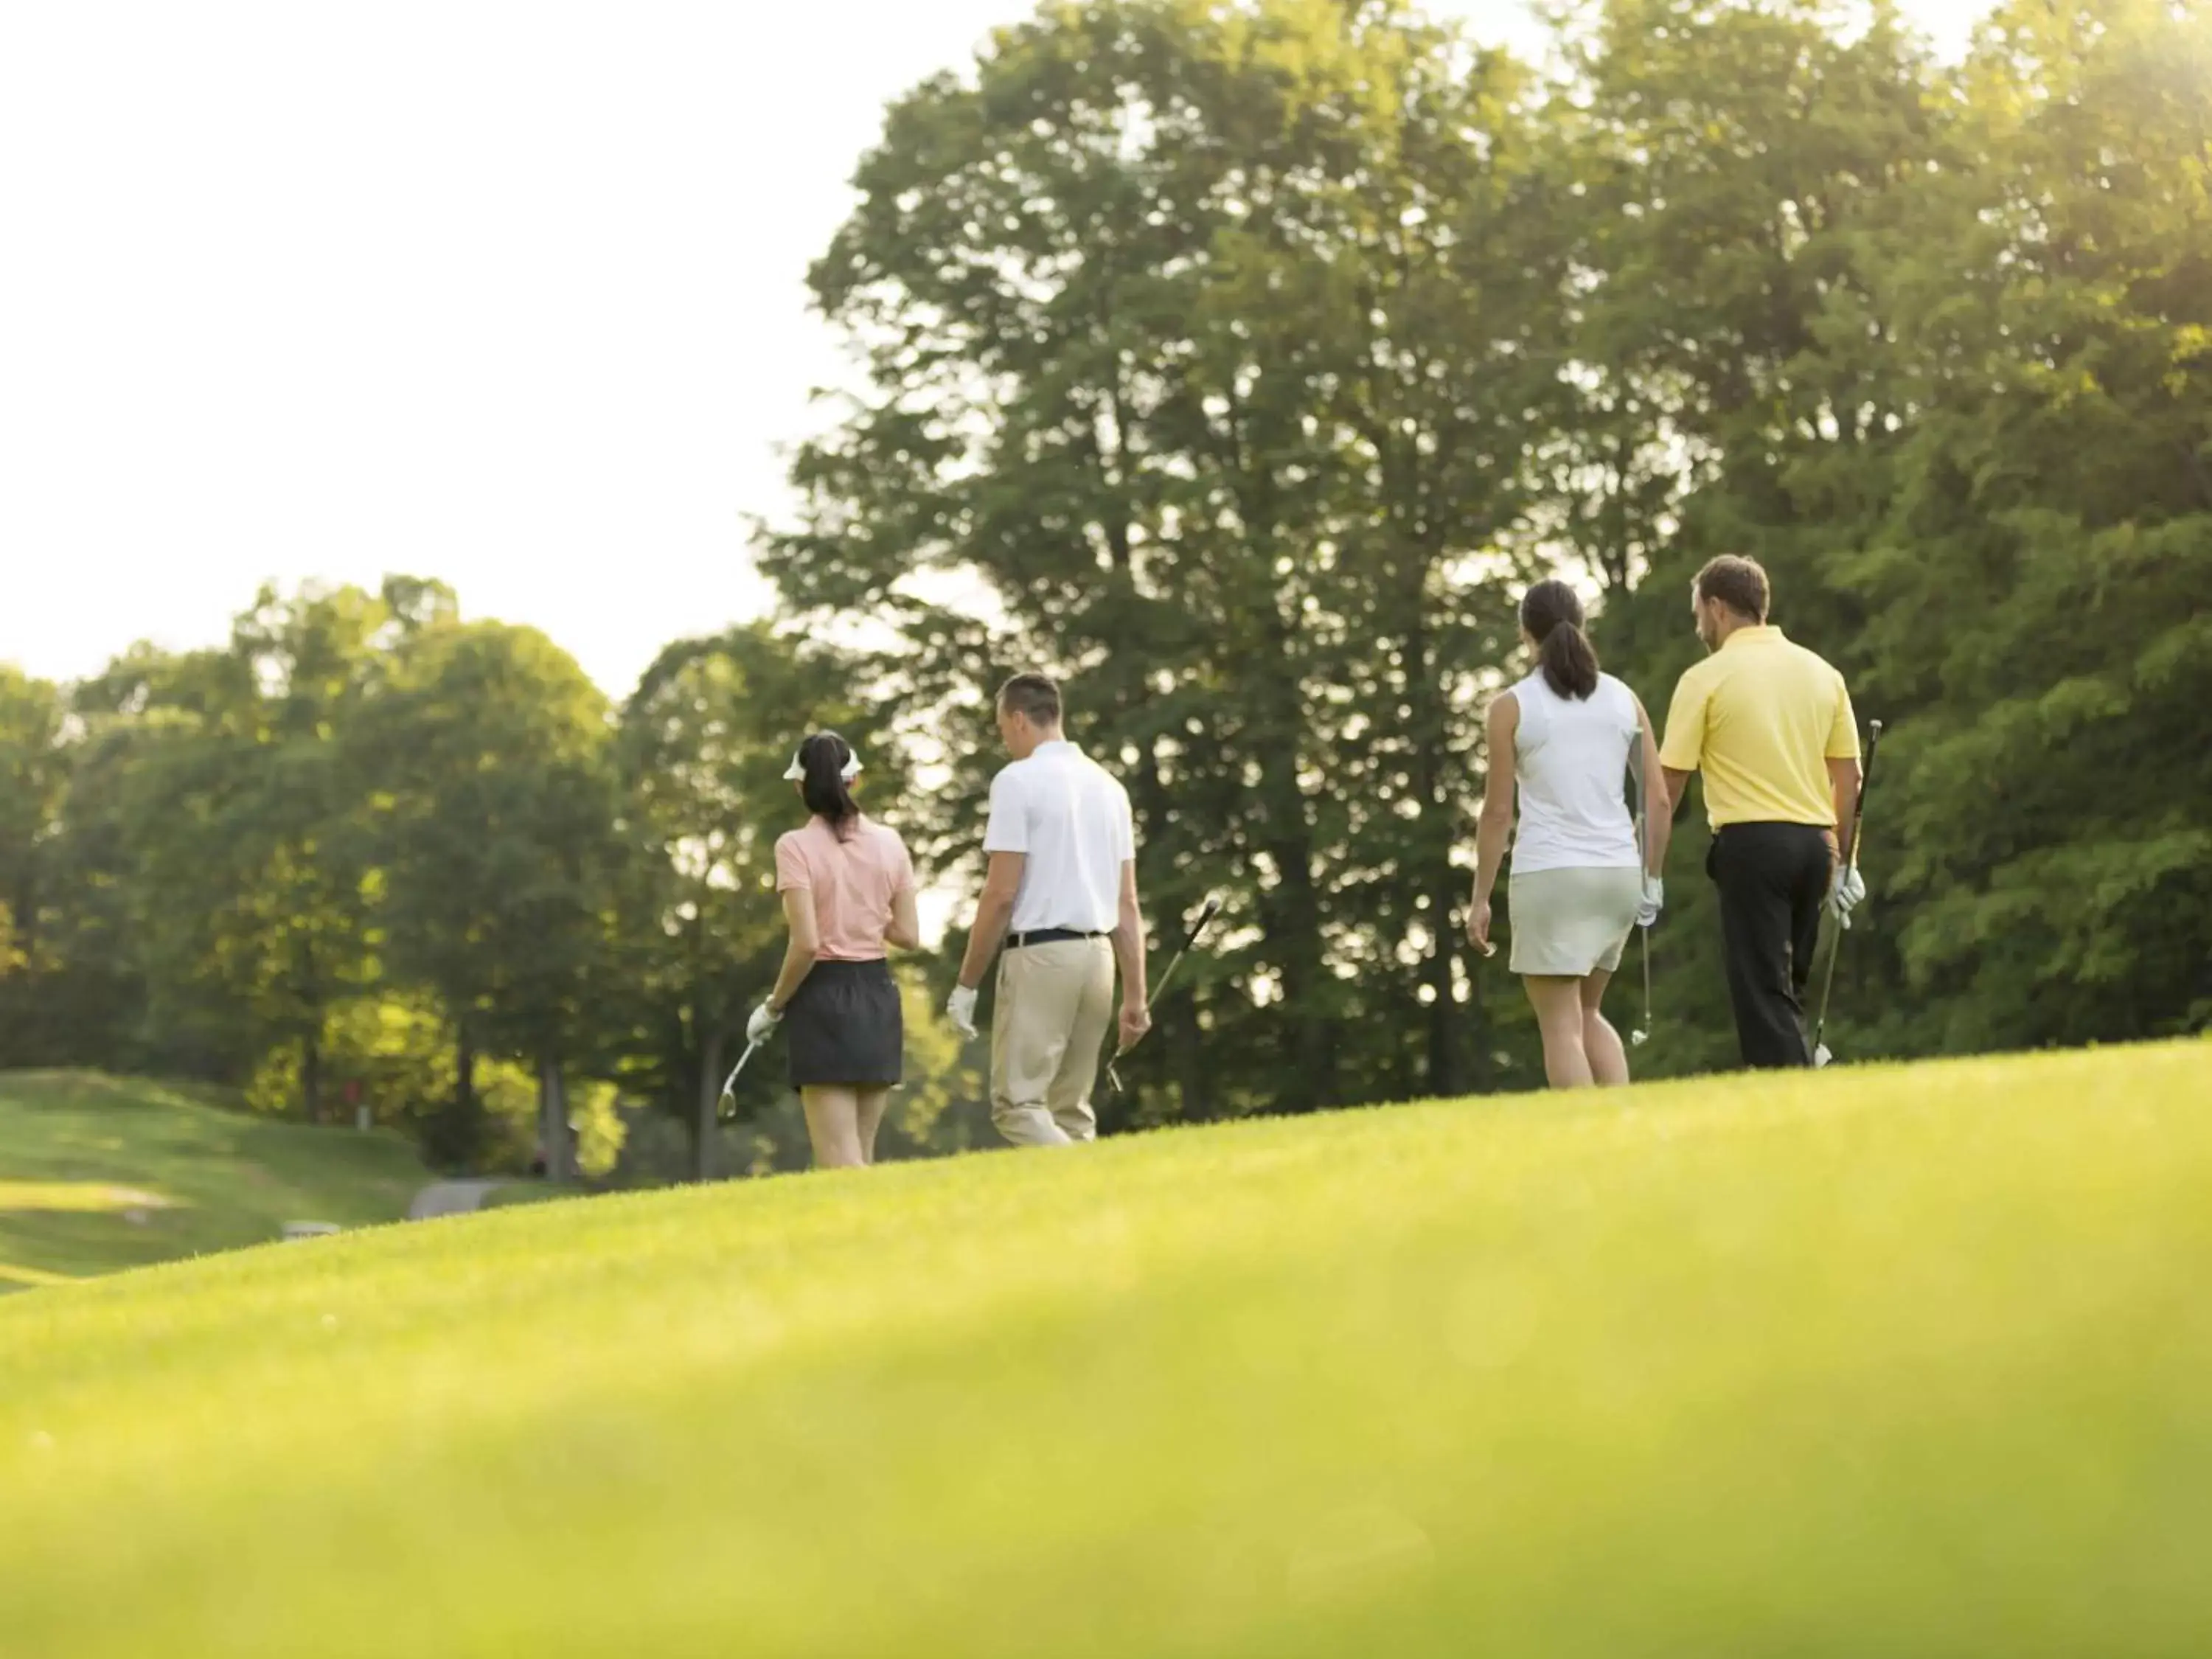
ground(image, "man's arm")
xmin=956 ymin=852 xmax=1024 ymax=990
xmin=1827 ymin=757 xmax=1863 ymax=863
xmin=1656 ymin=671 xmax=1706 ymax=815
xmin=1110 ymin=860 xmax=1150 ymax=1049
xmin=1825 ymin=674 xmax=1864 ymax=861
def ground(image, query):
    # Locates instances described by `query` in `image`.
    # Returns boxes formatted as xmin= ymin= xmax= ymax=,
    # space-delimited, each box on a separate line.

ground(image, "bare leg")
xmin=1523 ymin=975 xmax=1595 ymax=1090
xmin=1579 ymin=968 xmax=1629 ymax=1087
xmin=800 ymin=1087 xmax=866 ymax=1169
xmin=855 ymin=1088 xmax=891 ymax=1165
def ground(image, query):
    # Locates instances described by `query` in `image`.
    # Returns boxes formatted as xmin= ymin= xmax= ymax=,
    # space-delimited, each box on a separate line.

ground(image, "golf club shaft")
xmin=1811 ymin=720 xmax=1882 ymax=1052
xmin=1108 ymin=900 xmax=1222 ymax=1085
xmin=1632 ymin=745 xmax=1654 ymax=1042
xmin=717 ymin=1039 xmax=762 ymax=1116
xmin=1639 ymin=919 xmax=1652 ymax=1040
xmin=1142 ymin=901 xmax=1220 ymax=1015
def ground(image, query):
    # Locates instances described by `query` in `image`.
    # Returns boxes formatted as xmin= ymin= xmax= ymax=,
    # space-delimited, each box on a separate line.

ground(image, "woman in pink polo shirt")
xmin=750 ymin=731 xmax=921 ymax=1169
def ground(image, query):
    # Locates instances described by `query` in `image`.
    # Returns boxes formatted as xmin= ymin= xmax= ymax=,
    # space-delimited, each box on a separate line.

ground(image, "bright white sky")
xmin=0 ymin=0 xmax=1983 ymax=697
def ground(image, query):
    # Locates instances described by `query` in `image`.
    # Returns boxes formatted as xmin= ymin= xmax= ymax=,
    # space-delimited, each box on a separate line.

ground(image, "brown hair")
xmin=1694 ymin=555 xmax=1771 ymax=622
xmin=997 ymin=672 xmax=1063 ymax=727
xmin=796 ymin=731 xmax=860 ymax=838
xmin=1520 ymin=579 xmax=1600 ymax=700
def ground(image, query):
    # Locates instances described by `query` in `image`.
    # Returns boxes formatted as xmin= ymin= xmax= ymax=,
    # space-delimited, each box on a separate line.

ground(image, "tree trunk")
xmin=1171 ymin=984 xmax=1207 ymax=1123
xmin=1404 ymin=585 xmax=1469 ymax=1102
xmin=437 ymin=1018 xmax=479 ymax=1171
xmin=540 ymin=1057 xmax=571 ymax=1183
xmin=302 ymin=1032 xmax=324 ymax=1125
xmin=1424 ymin=873 xmax=1470 ymax=1099
xmin=694 ymin=1023 xmax=726 ymax=1184
xmin=1250 ymin=630 xmax=1330 ymax=1114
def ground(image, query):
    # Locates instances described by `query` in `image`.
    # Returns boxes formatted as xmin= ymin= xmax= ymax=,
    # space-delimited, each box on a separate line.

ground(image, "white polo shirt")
xmin=983 ymin=740 xmax=1135 ymax=935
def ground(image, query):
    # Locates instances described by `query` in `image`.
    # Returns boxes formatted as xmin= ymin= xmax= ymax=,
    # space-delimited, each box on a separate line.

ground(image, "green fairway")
xmin=0 ymin=1072 xmax=427 ymax=1287
xmin=3 ymin=1041 xmax=2208 ymax=1655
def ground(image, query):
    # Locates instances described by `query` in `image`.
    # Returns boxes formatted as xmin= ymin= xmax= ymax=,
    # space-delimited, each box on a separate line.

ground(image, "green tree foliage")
xmin=4 ymin=0 xmax=2205 ymax=1159
xmin=110 ymin=588 xmax=388 ymax=1120
xmin=0 ymin=669 xmax=67 ymax=998
xmin=354 ymin=608 xmax=620 ymax=1167
xmin=1828 ymin=0 xmax=2212 ymax=1049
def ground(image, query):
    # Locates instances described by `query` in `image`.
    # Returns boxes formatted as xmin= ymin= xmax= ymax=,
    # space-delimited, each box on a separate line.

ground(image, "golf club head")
xmin=1630 ymin=1027 xmax=1649 ymax=1047
xmin=1812 ymin=1043 xmax=1834 ymax=1069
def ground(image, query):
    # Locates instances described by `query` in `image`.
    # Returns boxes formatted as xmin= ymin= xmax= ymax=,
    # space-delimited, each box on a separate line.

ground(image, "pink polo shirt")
xmin=773 ymin=815 xmax=916 ymax=963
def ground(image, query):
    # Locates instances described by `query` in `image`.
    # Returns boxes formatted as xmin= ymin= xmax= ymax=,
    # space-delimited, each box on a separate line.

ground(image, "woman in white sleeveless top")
xmin=1468 ymin=580 xmax=1671 ymax=1088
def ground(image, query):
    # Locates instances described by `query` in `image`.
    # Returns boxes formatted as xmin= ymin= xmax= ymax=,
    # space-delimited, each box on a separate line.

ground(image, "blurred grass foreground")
xmin=3 ymin=1040 xmax=2209 ymax=1656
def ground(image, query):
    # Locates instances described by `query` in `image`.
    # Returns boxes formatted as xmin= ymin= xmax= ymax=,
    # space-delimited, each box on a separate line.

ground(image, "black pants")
xmin=1708 ymin=823 xmax=1833 ymax=1069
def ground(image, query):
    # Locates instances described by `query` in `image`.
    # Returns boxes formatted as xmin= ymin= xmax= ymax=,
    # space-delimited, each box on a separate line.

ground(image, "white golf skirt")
xmin=1508 ymin=865 xmax=1641 ymax=978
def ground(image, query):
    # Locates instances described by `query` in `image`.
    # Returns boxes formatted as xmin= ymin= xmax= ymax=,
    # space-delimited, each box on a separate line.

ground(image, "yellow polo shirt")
xmin=1660 ymin=626 xmax=1859 ymax=828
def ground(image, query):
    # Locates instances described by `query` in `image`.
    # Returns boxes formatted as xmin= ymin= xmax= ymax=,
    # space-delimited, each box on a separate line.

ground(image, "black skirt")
xmin=785 ymin=959 xmax=903 ymax=1090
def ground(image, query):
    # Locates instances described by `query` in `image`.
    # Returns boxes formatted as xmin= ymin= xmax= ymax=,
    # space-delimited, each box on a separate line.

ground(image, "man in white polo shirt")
xmin=945 ymin=673 xmax=1149 ymax=1146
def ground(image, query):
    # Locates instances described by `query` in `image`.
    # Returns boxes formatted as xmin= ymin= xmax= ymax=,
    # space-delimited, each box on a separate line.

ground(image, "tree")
xmin=357 ymin=611 xmax=618 ymax=1168
xmin=118 ymin=588 xmax=391 ymax=1119
xmin=1827 ymin=0 xmax=2212 ymax=1050
xmin=0 ymin=669 xmax=69 ymax=1037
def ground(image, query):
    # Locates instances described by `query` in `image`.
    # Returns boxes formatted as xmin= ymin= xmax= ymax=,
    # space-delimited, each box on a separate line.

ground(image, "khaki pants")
xmin=991 ymin=938 xmax=1115 ymax=1146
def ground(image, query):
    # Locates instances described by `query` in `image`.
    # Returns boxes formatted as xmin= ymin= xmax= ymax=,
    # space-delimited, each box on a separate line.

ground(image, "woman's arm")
xmin=1467 ymin=695 xmax=1519 ymax=952
xmin=1635 ymin=695 xmax=1674 ymax=877
xmin=768 ymin=888 xmax=821 ymax=1012
xmin=886 ymin=883 xmax=922 ymax=952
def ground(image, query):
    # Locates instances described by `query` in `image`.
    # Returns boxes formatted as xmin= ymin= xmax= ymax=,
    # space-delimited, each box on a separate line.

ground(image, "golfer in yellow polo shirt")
xmin=1660 ymin=556 xmax=1864 ymax=1068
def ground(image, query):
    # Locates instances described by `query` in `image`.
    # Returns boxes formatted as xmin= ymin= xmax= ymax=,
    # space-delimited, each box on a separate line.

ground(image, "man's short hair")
xmin=997 ymin=672 xmax=1063 ymax=727
xmin=1694 ymin=555 xmax=1771 ymax=622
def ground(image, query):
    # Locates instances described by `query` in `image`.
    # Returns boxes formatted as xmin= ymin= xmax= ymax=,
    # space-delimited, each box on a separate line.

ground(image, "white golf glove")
xmin=1636 ymin=875 xmax=1664 ymax=930
xmin=1828 ymin=865 xmax=1868 ymax=928
xmin=946 ymin=984 xmax=980 ymax=1040
xmin=745 ymin=1001 xmax=781 ymax=1046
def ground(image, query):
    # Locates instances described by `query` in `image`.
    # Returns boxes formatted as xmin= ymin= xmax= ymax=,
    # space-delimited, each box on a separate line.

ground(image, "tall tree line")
xmin=3 ymin=0 xmax=2205 ymax=1160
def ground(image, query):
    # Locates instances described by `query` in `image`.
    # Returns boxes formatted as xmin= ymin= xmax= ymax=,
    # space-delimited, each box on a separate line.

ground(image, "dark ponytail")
xmin=798 ymin=731 xmax=861 ymax=838
xmin=1520 ymin=578 xmax=1600 ymax=700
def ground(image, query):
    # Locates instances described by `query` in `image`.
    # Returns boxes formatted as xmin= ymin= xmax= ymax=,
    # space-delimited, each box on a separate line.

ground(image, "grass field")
xmin=0 ymin=1071 xmax=427 ymax=1288
xmin=2 ymin=1040 xmax=2208 ymax=1656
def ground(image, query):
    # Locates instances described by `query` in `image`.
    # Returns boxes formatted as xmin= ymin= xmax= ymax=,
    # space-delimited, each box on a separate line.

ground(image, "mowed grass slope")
xmin=4 ymin=1041 xmax=2210 ymax=1656
xmin=0 ymin=1071 xmax=425 ymax=1287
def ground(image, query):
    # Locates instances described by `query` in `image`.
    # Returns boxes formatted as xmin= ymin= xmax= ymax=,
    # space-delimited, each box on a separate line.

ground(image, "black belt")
xmin=1006 ymin=928 xmax=1108 ymax=950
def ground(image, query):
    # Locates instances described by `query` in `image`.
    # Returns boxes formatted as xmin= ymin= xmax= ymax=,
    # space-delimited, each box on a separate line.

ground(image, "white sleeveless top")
xmin=1508 ymin=669 xmax=1641 ymax=873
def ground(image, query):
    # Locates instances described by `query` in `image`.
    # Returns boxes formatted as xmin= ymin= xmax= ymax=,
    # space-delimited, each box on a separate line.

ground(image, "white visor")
xmin=783 ymin=746 xmax=863 ymax=784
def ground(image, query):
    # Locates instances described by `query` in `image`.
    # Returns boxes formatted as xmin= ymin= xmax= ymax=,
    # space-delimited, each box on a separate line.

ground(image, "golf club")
xmin=716 ymin=1037 xmax=763 ymax=1121
xmin=1633 ymin=922 xmax=1653 ymax=1048
xmin=1811 ymin=717 xmax=1883 ymax=1068
xmin=1106 ymin=894 xmax=1223 ymax=1095
xmin=1630 ymin=749 xmax=1655 ymax=1048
